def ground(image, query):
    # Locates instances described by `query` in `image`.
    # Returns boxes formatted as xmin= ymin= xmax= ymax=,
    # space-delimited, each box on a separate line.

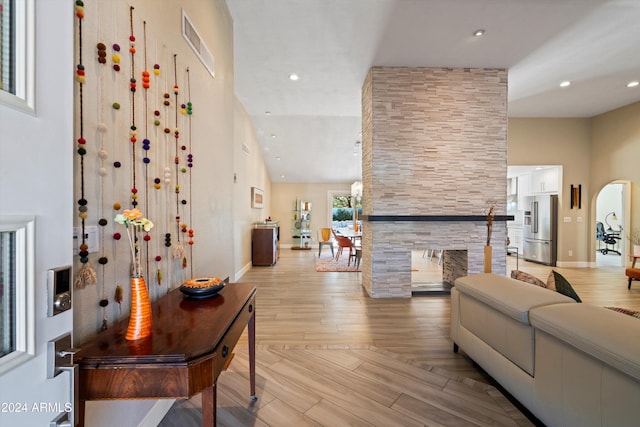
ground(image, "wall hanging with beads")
xmin=73 ymin=0 xmax=199 ymax=333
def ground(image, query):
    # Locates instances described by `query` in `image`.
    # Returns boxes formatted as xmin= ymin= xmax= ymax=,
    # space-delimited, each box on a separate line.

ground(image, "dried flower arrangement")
xmin=485 ymin=200 xmax=496 ymax=246
xmin=114 ymin=208 xmax=154 ymax=278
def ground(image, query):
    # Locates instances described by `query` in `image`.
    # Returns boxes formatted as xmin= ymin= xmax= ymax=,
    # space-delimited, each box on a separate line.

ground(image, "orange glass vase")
xmin=126 ymin=276 xmax=153 ymax=340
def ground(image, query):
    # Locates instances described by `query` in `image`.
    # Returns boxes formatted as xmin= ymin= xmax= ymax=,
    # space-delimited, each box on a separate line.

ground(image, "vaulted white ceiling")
xmin=226 ymin=0 xmax=640 ymax=183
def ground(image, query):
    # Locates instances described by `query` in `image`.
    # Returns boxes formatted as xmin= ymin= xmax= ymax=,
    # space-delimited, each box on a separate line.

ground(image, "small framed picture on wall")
xmin=251 ymin=187 xmax=264 ymax=208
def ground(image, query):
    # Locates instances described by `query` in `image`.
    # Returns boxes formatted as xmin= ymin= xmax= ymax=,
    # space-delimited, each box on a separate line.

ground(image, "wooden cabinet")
xmin=252 ymin=226 xmax=279 ymax=266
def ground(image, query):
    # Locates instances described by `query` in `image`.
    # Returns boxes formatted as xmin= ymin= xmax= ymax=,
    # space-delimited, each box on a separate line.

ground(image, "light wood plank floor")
xmin=160 ymin=249 xmax=639 ymax=426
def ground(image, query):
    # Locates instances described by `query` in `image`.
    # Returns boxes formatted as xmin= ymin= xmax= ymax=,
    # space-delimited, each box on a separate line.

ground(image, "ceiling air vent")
xmin=182 ymin=10 xmax=215 ymax=78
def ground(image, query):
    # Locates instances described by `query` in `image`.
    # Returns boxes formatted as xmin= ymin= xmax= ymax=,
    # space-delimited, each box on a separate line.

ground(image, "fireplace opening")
xmin=411 ymin=249 xmax=445 ymax=295
xmin=411 ymin=249 xmax=468 ymax=296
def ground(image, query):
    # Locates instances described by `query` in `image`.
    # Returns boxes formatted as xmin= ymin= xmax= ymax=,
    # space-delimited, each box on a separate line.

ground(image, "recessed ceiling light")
xmin=288 ymin=73 xmax=299 ymax=81
xmin=281 ymin=174 xmax=285 ymax=178
xmin=473 ymin=29 xmax=485 ymax=37
xmin=271 ymin=134 xmax=276 ymax=139
xmin=276 ymin=156 xmax=281 ymax=161
xmin=560 ymin=81 xmax=571 ymax=88
xmin=265 ymin=111 xmax=271 ymax=115
xmin=627 ymin=81 xmax=639 ymax=88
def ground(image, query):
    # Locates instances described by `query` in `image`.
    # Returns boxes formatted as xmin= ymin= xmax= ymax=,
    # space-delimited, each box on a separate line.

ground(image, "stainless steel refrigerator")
xmin=523 ymin=194 xmax=558 ymax=266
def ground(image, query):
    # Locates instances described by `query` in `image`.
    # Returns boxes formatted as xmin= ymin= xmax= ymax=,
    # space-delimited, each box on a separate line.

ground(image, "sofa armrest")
xmin=530 ymin=304 xmax=640 ymax=381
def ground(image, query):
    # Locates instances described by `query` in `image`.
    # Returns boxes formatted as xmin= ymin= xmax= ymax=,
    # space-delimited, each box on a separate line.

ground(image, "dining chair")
xmin=349 ymin=245 xmax=362 ymax=268
xmin=424 ymin=249 xmax=443 ymax=265
xmin=317 ymin=228 xmax=334 ymax=258
xmin=333 ymin=231 xmax=355 ymax=261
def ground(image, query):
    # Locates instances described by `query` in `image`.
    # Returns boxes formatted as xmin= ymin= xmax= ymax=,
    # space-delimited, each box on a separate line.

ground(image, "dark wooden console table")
xmin=74 ymin=283 xmax=256 ymax=427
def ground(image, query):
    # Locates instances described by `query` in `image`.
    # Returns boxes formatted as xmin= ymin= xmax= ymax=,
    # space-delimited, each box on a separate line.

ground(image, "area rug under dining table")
xmin=315 ymin=254 xmax=361 ymax=272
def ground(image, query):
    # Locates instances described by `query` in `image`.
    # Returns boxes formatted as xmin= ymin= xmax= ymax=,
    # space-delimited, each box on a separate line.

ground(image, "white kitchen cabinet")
xmin=530 ymin=167 xmax=559 ymax=194
xmin=517 ymin=173 xmax=530 ymax=209
xmin=508 ymin=226 xmax=524 ymax=255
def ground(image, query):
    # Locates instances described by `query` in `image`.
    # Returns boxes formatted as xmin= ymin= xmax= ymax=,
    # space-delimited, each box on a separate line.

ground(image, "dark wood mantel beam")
xmin=360 ymin=215 xmax=514 ymax=222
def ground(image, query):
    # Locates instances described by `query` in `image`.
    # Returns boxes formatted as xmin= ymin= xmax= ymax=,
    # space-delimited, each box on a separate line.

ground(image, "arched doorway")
xmin=595 ymin=181 xmax=630 ymax=267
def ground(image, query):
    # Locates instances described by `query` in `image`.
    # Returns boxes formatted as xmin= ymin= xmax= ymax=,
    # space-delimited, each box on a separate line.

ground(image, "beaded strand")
xmin=96 ymin=1 xmax=110 ymax=329
xmin=173 ymin=54 xmax=181 ymax=241
xmin=186 ymin=67 xmax=195 ymax=278
xmin=74 ymin=0 xmax=98 ymax=290
xmin=142 ymin=20 xmax=152 ymax=279
xmin=171 ymin=54 xmax=187 ymax=272
xmin=129 ymin=6 xmax=138 ymax=210
xmin=109 ymin=3 xmax=123 ymax=310
xmin=75 ymin=0 xmax=87 ymax=262
xmin=127 ymin=6 xmax=142 ymax=278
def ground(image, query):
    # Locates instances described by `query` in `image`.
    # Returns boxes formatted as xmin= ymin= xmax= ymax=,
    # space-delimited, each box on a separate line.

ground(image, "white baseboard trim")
xmin=235 ymin=261 xmax=252 ymax=281
xmin=138 ymin=399 xmax=175 ymax=427
xmin=556 ymin=260 xmax=591 ymax=268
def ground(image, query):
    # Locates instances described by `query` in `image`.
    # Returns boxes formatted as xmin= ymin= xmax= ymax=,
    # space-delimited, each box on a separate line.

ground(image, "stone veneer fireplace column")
xmin=361 ymin=67 xmax=508 ymax=298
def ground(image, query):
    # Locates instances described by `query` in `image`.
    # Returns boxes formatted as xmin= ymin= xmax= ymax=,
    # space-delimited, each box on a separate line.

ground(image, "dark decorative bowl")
xmin=179 ymin=278 xmax=225 ymax=299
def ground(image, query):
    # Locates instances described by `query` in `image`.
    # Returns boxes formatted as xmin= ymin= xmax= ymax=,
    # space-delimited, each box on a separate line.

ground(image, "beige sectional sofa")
xmin=450 ymin=273 xmax=640 ymax=427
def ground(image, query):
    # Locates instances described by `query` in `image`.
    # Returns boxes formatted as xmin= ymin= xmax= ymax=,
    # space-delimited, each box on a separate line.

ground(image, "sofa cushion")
xmin=511 ymin=270 xmax=547 ymax=288
xmin=454 ymin=274 xmax=575 ymax=324
xmin=549 ymin=270 xmax=582 ymax=302
xmin=530 ymin=304 xmax=640 ymax=381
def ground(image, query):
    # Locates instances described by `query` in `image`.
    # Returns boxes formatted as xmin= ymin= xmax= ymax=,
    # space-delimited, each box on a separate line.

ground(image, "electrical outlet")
xmin=568 ymin=250 xmax=573 ymax=257
xmin=72 ymin=226 xmax=99 ymax=255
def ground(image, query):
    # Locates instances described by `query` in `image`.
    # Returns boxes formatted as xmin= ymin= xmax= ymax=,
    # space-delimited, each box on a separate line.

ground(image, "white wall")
xmin=63 ymin=0 xmax=269 ymax=424
xmin=272 ymin=183 xmax=352 ymax=247
xmin=591 ymin=102 xmax=640 ymax=251
xmin=509 ymin=105 xmax=640 ymax=266
xmin=0 ymin=1 xmax=75 ymax=425
xmin=508 ymin=118 xmax=592 ymax=265
xmin=72 ymin=0 xmax=239 ymax=342
xmin=233 ymin=99 xmax=272 ymax=279
xmin=596 ymin=183 xmax=624 ymax=227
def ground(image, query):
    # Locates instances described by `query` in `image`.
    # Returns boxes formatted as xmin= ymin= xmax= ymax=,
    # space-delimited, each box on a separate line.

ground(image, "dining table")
xmin=335 ymin=228 xmax=362 ymax=243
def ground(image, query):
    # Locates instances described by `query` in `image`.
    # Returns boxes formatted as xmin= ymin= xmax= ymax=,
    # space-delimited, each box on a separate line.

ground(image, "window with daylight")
xmin=0 ymin=216 xmax=35 ymax=375
xmin=331 ymin=195 xmax=362 ymax=229
xmin=0 ymin=0 xmax=34 ymax=112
